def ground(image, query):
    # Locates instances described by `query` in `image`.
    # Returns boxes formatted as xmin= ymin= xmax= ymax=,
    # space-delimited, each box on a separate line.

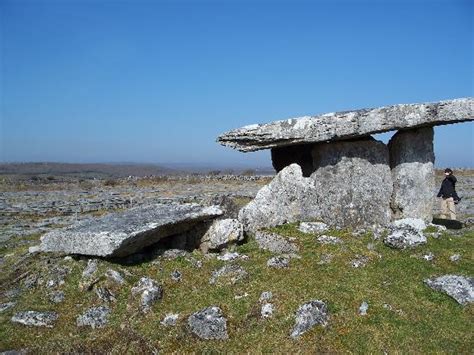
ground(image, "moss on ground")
xmin=0 ymin=226 xmax=473 ymax=353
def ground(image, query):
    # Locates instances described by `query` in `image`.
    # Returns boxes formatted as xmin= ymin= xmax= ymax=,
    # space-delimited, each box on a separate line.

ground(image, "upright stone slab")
xmin=388 ymin=127 xmax=435 ymax=222
xmin=304 ymin=137 xmax=393 ymax=227
xmin=240 ymin=138 xmax=393 ymax=231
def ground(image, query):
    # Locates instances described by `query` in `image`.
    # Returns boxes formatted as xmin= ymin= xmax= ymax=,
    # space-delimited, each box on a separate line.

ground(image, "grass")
xmin=0 ymin=225 xmax=473 ymax=353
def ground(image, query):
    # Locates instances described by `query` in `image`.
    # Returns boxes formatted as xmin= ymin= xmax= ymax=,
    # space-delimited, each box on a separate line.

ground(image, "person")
xmin=437 ymin=168 xmax=460 ymax=220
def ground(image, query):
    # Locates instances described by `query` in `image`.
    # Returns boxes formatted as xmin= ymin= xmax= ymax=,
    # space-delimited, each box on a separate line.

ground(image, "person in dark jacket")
xmin=437 ymin=168 xmax=460 ymax=220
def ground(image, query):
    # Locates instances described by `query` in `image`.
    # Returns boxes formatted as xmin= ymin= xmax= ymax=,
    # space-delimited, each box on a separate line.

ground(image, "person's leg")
xmin=447 ymin=197 xmax=456 ymax=220
xmin=440 ymin=198 xmax=448 ymax=219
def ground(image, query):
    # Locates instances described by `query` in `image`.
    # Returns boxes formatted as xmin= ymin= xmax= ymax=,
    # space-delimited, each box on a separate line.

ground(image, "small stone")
xmin=105 ymin=269 xmax=125 ymax=285
xmin=261 ymin=303 xmax=274 ymax=318
xmin=359 ymin=301 xmax=369 ymax=316
xmin=28 ymin=245 xmax=41 ymax=254
xmin=0 ymin=302 xmax=16 ymax=312
xmin=351 ymin=255 xmax=369 ymax=268
xmin=209 ymin=264 xmax=248 ymax=285
xmin=317 ymin=254 xmax=333 ymax=265
xmin=384 ymin=226 xmax=426 ymax=249
xmin=450 ymin=254 xmax=461 ymax=262
xmin=424 ymin=275 xmax=474 ymax=306
xmin=259 ymin=291 xmax=273 ymax=303
xmin=316 ymin=235 xmax=342 ymax=245
xmin=267 ymin=256 xmax=290 ymax=269
xmin=161 ymin=313 xmax=179 ymax=326
xmin=171 ymin=270 xmax=182 ymax=282
xmin=76 ymin=306 xmax=110 ymax=328
xmin=217 ymin=252 xmax=248 ymax=261
xmin=162 ymin=249 xmax=188 ymax=259
xmin=95 ymin=287 xmax=116 ymax=303
xmin=11 ymin=311 xmax=58 ymax=328
xmin=392 ymin=218 xmax=426 ymax=232
xmin=298 ymin=222 xmax=328 ymax=234
xmin=49 ymin=291 xmax=65 ymax=304
xmin=234 ymin=293 xmax=249 ymax=300
xmin=254 ymin=231 xmax=299 ymax=254
xmin=82 ymin=259 xmax=98 ymax=279
xmin=188 ymin=306 xmax=228 ymax=340
xmin=422 ymin=252 xmax=435 ymax=261
xmin=131 ymin=277 xmax=163 ymax=313
xmin=290 ymin=300 xmax=329 ymax=338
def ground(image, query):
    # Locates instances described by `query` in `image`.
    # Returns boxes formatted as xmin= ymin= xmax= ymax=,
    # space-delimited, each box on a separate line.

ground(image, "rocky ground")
xmin=0 ymin=172 xmax=472 ymax=352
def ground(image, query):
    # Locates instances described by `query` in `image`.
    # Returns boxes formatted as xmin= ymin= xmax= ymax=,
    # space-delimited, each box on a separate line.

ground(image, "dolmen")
xmin=217 ymin=98 xmax=474 ymax=231
xmin=40 ymin=203 xmax=223 ymax=257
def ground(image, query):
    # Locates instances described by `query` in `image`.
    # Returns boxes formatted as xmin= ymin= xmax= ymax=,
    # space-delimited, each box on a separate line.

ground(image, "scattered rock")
xmin=28 ymin=245 xmax=41 ymax=254
xmin=95 ymin=287 xmax=116 ymax=303
xmin=259 ymin=291 xmax=273 ymax=303
xmin=131 ymin=277 xmax=163 ymax=313
xmin=11 ymin=311 xmax=58 ymax=328
xmin=358 ymin=301 xmax=369 ymax=316
xmin=200 ymin=218 xmax=244 ymax=253
xmin=105 ymin=269 xmax=125 ymax=285
xmin=316 ymin=235 xmax=342 ymax=245
xmin=298 ymin=222 xmax=328 ymax=234
xmin=290 ymin=300 xmax=329 ymax=338
xmin=161 ymin=313 xmax=179 ymax=326
xmin=188 ymin=306 xmax=228 ymax=340
xmin=384 ymin=226 xmax=426 ymax=249
xmin=162 ymin=249 xmax=188 ymax=259
xmin=392 ymin=218 xmax=427 ymax=232
xmin=424 ymin=275 xmax=474 ymax=305
xmin=40 ymin=203 xmax=223 ymax=257
xmin=49 ymin=291 xmax=65 ymax=304
xmin=261 ymin=303 xmax=274 ymax=319
xmin=317 ymin=254 xmax=333 ymax=265
xmin=171 ymin=270 xmax=182 ymax=282
xmin=422 ymin=252 xmax=435 ymax=261
xmin=76 ymin=306 xmax=110 ymax=328
xmin=254 ymin=231 xmax=299 ymax=254
xmin=450 ymin=254 xmax=461 ymax=262
xmin=267 ymin=256 xmax=290 ymax=269
xmin=82 ymin=259 xmax=99 ymax=279
xmin=217 ymin=252 xmax=249 ymax=261
xmin=0 ymin=302 xmax=16 ymax=313
xmin=209 ymin=264 xmax=248 ymax=285
xmin=350 ymin=255 xmax=369 ymax=268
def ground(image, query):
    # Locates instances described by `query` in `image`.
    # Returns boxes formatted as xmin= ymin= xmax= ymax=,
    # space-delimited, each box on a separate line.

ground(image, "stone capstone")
xmin=388 ymin=127 xmax=435 ymax=222
xmin=290 ymin=300 xmax=329 ymax=338
xmin=40 ymin=203 xmax=223 ymax=257
xmin=200 ymin=218 xmax=244 ymax=253
xmin=217 ymin=98 xmax=473 ymax=152
xmin=187 ymin=306 xmax=228 ymax=340
xmin=76 ymin=306 xmax=110 ymax=328
xmin=11 ymin=311 xmax=58 ymax=328
xmin=424 ymin=275 xmax=474 ymax=306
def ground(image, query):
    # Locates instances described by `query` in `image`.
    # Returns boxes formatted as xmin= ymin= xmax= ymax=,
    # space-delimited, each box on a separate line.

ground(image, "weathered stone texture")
xmin=424 ymin=275 xmax=474 ymax=306
xmin=389 ymin=127 xmax=435 ymax=222
xmin=218 ymin=98 xmax=473 ymax=152
xmin=40 ymin=203 xmax=222 ymax=257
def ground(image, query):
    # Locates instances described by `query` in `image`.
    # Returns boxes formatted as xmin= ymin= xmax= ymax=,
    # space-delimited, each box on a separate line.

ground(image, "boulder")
xmin=188 ymin=306 xmax=228 ymax=340
xmin=200 ymin=218 xmax=244 ymax=253
xmin=40 ymin=203 xmax=223 ymax=257
xmin=217 ymin=98 xmax=473 ymax=152
xmin=389 ymin=127 xmax=435 ymax=222
xmin=290 ymin=300 xmax=329 ymax=338
xmin=424 ymin=275 xmax=474 ymax=305
xmin=76 ymin=306 xmax=110 ymax=328
xmin=11 ymin=311 xmax=58 ymax=328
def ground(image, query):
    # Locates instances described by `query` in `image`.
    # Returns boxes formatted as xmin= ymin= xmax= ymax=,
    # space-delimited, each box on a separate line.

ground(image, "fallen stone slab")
xmin=76 ymin=306 xmax=110 ymax=328
xmin=188 ymin=306 xmax=228 ymax=340
xmin=290 ymin=300 xmax=329 ymax=338
xmin=424 ymin=275 xmax=474 ymax=306
xmin=40 ymin=203 xmax=223 ymax=257
xmin=11 ymin=311 xmax=58 ymax=328
xmin=217 ymin=98 xmax=473 ymax=152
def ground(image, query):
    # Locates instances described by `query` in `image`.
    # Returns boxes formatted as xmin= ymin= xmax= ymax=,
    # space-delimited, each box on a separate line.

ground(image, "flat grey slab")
xmin=217 ymin=98 xmax=473 ymax=152
xmin=40 ymin=203 xmax=222 ymax=257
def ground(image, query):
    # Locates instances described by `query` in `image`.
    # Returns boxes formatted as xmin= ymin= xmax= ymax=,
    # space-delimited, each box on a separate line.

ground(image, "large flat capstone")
xmin=217 ymin=98 xmax=473 ymax=152
xmin=40 ymin=203 xmax=223 ymax=257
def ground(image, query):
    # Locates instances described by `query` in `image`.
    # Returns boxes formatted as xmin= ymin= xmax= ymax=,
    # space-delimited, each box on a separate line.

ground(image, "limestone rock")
xmin=259 ymin=291 xmax=273 ymax=303
xmin=389 ymin=127 xmax=435 ymax=222
xmin=105 ymin=269 xmax=125 ymax=285
xmin=359 ymin=301 xmax=369 ymax=316
xmin=261 ymin=303 xmax=274 ymax=318
xmin=0 ymin=302 xmax=16 ymax=313
xmin=290 ymin=300 xmax=329 ymax=338
xmin=392 ymin=218 xmax=427 ymax=232
xmin=200 ymin=218 xmax=244 ymax=253
xmin=40 ymin=203 xmax=223 ymax=257
xmin=161 ymin=313 xmax=179 ymax=326
xmin=217 ymin=98 xmax=473 ymax=152
xmin=316 ymin=235 xmax=342 ymax=245
xmin=76 ymin=306 xmax=110 ymax=328
xmin=424 ymin=275 xmax=474 ymax=305
xmin=298 ymin=222 xmax=329 ymax=234
xmin=384 ymin=226 xmax=426 ymax=249
xmin=11 ymin=311 xmax=58 ymax=328
xmin=209 ymin=264 xmax=248 ymax=285
xmin=131 ymin=277 xmax=163 ymax=313
xmin=254 ymin=231 xmax=299 ymax=254
xmin=267 ymin=256 xmax=290 ymax=268
xmin=188 ymin=306 xmax=228 ymax=340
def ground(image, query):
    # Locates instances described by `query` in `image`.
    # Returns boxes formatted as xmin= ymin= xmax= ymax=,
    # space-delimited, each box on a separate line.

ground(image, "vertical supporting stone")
xmin=388 ymin=127 xmax=435 ymax=223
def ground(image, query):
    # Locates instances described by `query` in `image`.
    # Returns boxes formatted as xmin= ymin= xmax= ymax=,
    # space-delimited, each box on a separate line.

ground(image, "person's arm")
xmin=437 ymin=184 xmax=443 ymax=198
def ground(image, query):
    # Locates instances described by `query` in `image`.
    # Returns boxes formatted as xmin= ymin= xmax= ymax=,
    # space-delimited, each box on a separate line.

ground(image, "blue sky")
xmin=1 ymin=0 xmax=473 ymax=168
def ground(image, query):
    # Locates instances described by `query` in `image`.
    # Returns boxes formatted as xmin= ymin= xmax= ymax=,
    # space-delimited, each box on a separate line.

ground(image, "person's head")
xmin=444 ymin=168 xmax=453 ymax=176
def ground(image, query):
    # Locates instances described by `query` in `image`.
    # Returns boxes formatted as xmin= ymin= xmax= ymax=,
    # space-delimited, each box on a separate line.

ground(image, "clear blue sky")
xmin=1 ymin=0 xmax=473 ymax=168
